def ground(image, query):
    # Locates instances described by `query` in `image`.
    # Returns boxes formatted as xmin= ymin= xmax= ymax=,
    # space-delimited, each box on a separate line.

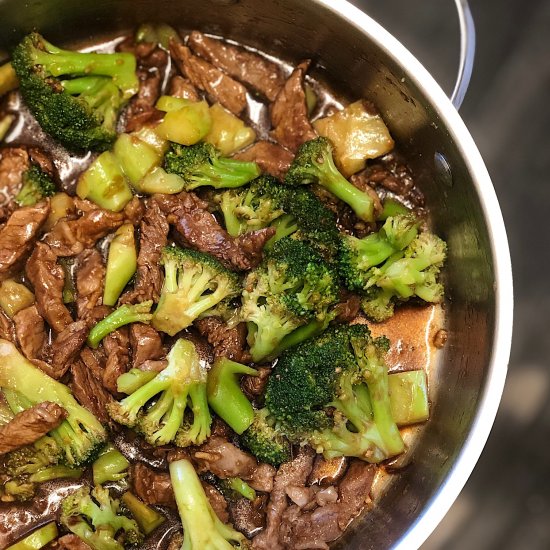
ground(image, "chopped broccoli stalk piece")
xmin=240 ymin=408 xmax=292 ymax=467
xmin=108 ymin=339 xmax=211 ymax=447
xmin=0 ymin=279 xmax=35 ymax=319
xmin=87 ymin=301 xmax=153 ymax=348
xmin=388 ymin=370 xmax=429 ymax=426
xmin=241 ymin=237 xmax=338 ymax=362
xmin=116 ymin=368 xmax=157 ymax=395
xmin=169 ymin=458 xmax=246 ymax=549
xmin=76 ymin=151 xmax=133 ymax=212
xmin=0 ymin=62 xmax=18 ymax=97
xmin=92 ymin=444 xmax=130 ymax=486
xmin=136 ymin=23 xmax=181 ymax=48
xmin=138 ymin=166 xmax=186 ymax=194
xmin=338 ymin=215 xmax=419 ymax=292
xmin=219 ymin=477 xmax=257 ymax=501
xmin=28 ymin=464 xmax=83 ymax=483
xmin=206 ymin=357 xmax=258 ymax=435
xmin=113 ymin=132 xmax=163 ymax=186
xmin=0 ymin=113 xmax=15 ymax=141
xmin=156 ymin=100 xmax=212 ymax=145
xmin=377 ymin=197 xmax=410 ymax=220
xmin=285 ymin=136 xmax=377 ymax=222
xmin=12 ymin=33 xmax=138 ymax=152
xmin=0 ymin=341 xmax=108 ymax=467
xmin=164 ymin=142 xmax=260 ymax=190
xmin=5 ymin=522 xmax=58 ymax=550
xmin=60 ymin=485 xmax=143 ymax=550
xmin=15 ymin=164 xmax=56 ymax=207
xmin=103 ymin=223 xmax=137 ymax=307
xmin=206 ymin=103 xmax=256 ymax=155
xmin=152 ymin=246 xmax=240 ymax=336
xmin=122 ymin=492 xmax=166 ymax=535
xmin=266 ymin=325 xmax=405 ymax=463
xmin=265 ymin=214 xmax=298 ymax=248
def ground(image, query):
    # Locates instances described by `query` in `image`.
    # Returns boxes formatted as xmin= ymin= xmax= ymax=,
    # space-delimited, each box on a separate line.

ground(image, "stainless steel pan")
xmin=0 ymin=0 xmax=513 ymax=547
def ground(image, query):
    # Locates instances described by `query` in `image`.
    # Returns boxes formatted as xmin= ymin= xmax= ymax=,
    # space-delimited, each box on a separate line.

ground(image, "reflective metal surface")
xmin=0 ymin=0 xmax=513 ymax=548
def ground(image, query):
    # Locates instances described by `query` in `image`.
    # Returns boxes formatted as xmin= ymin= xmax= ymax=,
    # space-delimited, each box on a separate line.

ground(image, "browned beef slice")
xmin=0 ymin=146 xmax=30 ymax=215
xmin=170 ymin=42 xmax=247 ymax=115
xmin=103 ymin=327 xmax=130 ymax=395
xmin=45 ymin=320 xmax=89 ymax=379
xmin=14 ymin=305 xmax=45 ymax=360
xmin=154 ymin=192 xmax=274 ymax=271
xmin=70 ymin=360 xmax=113 ymax=426
xmin=230 ymin=495 xmax=268 ymax=539
xmin=45 ymin=199 xmax=124 ymax=257
xmin=0 ymin=402 xmax=67 ymax=454
xmin=120 ymin=199 xmax=169 ymax=305
xmin=333 ymin=292 xmax=361 ymax=324
xmin=123 ymin=196 xmax=145 ymax=227
xmin=308 ymin=456 xmax=348 ymax=486
xmin=80 ymin=346 xmax=107 ymax=381
xmin=252 ymin=446 xmax=315 ymax=550
xmin=195 ymin=317 xmax=247 ymax=362
xmin=0 ymin=201 xmax=50 ymax=278
xmin=233 ymin=141 xmax=294 ymax=180
xmin=0 ymin=309 xmax=15 ymax=343
xmin=188 ymin=31 xmax=285 ymax=102
xmin=270 ymin=61 xmax=316 ymax=152
xmin=242 ymin=366 xmax=271 ymax=400
xmin=132 ymin=462 xmax=176 ymax=507
xmin=75 ymin=249 xmax=105 ymax=320
xmin=202 ymin=481 xmax=230 ymax=523
xmin=168 ymin=75 xmax=200 ymax=101
xmin=26 ymin=243 xmax=73 ymax=333
xmin=56 ymin=534 xmax=92 ymax=550
xmin=130 ymin=323 xmax=164 ymax=368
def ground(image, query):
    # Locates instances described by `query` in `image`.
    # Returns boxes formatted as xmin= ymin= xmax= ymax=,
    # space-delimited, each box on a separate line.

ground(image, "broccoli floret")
xmin=60 ymin=485 xmax=143 ymax=550
xmin=164 ymin=142 xmax=260 ymax=190
xmin=0 ymin=341 xmax=108 ymax=467
xmin=240 ymin=408 xmax=292 ymax=467
xmin=338 ymin=215 xmax=419 ymax=291
xmin=285 ymin=136 xmax=377 ymax=222
xmin=87 ymin=301 xmax=153 ymax=348
xmin=14 ymin=164 xmax=56 ymax=207
xmin=169 ymin=458 xmax=247 ymax=549
xmin=107 ymin=339 xmax=211 ymax=447
xmin=213 ymin=175 xmax=290 ymax=237
xmin=361 ymin=231 xmax=447 ymax=321
xmin=241 ymin=237 xmax=339 ymax=362
xmin=11 ymin=33 xmax=138 ymax=152
xmin=152 ymin=246 xmax=240 ymax=337
xmin=265 ymin=325 xmax=405 ymax=463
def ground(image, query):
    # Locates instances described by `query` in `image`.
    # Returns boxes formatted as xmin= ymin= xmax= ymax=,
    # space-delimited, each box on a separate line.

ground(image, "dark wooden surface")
xmin=354 ymin=0 xmax=550 ymax=548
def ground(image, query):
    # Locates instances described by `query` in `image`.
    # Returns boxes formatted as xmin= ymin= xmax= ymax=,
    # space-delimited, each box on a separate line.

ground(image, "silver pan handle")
xmin=451 ymin=0 xmax=476 ymax=109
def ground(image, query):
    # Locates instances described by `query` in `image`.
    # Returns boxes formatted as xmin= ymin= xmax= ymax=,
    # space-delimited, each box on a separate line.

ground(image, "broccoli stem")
xmin=268 ymin=318 xmax=328 ymax=360
xmin=113 ymin=132 xmax=163 ymax=187
xmin=0 ymin=114 xmax=15 ymax=141
xmin=225 ymin=477 xmax=256 ymax=501
xmin=188 ymin=157 xmax=260 ymax=190
xmin=388 ymin=370 xmax=429 ymax=426
xmin=61 ymin=75 xmax=110 ymax=95
xmin=206 ymin=358 xmax=258 ymax=435
xmin=103 ymin=223 xmax=137 ymax=307
xmin=29 ymin=464 xmax=83 ymax=483
xmin=0 ymin=62 xmax=18 ymax=97
xmin=116 ymin=368 xmax=157 ymax=394
xmin=6 ymin=522 xmax=58 ymax=550
xmin=87 ymin=301 xmax=153 ymax=348
xmin=169 ymin=458 xmax=245 ymax=549
xmin=92 ymin=444 xmax=130 ymax=485
xmin=377 ymin=198 xmax=410 ymax=221
xmin=122 ymin=492 xmax=166 ymax=535
xmin=265 ymin=214 xmax=298 ymax=249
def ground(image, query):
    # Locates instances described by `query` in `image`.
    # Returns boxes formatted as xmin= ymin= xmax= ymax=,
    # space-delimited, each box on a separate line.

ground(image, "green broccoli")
xmin=152 ymin=246 xmax=240 ymax=337
xmin=11 ymin=32 xmax=138 ymax=152
xmin=361 ymin=231 xmax=447 ymax=322
xmin=241 ymin=237 xmax=339 ymax=362
xmin=5 ymin=522 xmax=58 ymax=550
xmin=338 ymin=214 xmax=419 ymax=292
xmin=14 ymin=164 xmax=56 ymax=207
xmin=285 ymin=136 xmax=377 ymax=222
xmin=0 ymin=341 xmax=108 ymax=467
xmin=121 ymin=492 xmax=166 ymax=535
xmin=218 ymin=477 xmax=257 ymax=501
xmin=60 ymin=484 xmax=143 ymax=550
xmin=240 ymin=408 xmax=292 ymax=467
xmin=169 ymin=458 xmax=247 ymax=549
xmin=87 ymin=301 xmax=153 ymax=348
xmin=163 ymin=141 xmax=260 ymax=190
xmin=107 ymin=338 xmax=211 ymax=447
xmin=92 ymin=444 xmax=130 ymax=486
xmin=265 ymin=325 xmax=405 ymax=462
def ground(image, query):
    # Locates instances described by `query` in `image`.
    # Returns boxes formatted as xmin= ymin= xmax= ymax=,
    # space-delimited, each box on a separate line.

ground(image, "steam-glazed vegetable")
xmin=155 ymin=97 xmax=212 ymax=145
xmin=205 ymin=103 xmax=256 ymax=155
xmin=0 ymin=280 xmax=35 ymax=318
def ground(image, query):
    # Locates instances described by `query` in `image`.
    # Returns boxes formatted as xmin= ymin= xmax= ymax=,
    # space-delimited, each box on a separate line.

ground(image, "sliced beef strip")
xmin=56 ymin=534 xmax=92 ymax=550
xmin=333 ymin=292 xmax=361 ymax=324
xmin=194 ymin=317 xmax=247 ymax=362
xmin=44 ymin=199 xmax=124 ymax=257
xmin=129 ymin=323 xmax=164 ymax=368
xmin=120 ymin=198 xmax=169 ymax=305
xmin=123 ymin=196 xmax=145 ymax=227
xmin=0 ymin=201 xmax=50 ymax=278
xmin=154 ymin=192 xmax=274 ymax=271
xmin=230 ymin=495 xmax=268 ymax=539
xmin=75 ymin=249 xmax=105 ymax=321
xmin=0 ymin=402 xmax=67 ymax=455
xmin=102 ymin=327 xmax=130 ymax=395
xmin=13 ymin=304 xmax=45 ymax=361
xmin=79 ymin=346 xmax=107 ymax=382
xmin=132 ymin=462 xmax=176 ymax=507
xmin=0 ymin=146 xmax=30 ymax=218
xmin=233 ymin=141 xmax=294 ymax=180
xmin=252 ymin=446 xmax=315 ymax=550
xmin=270 ymin=61 xmax=317 ymax=152
xmin=170 ymin=42 xmax=247 ymax=116
xmin=187 ymin=31 xmax=285 ymax=101
xmin=43 ymin=320 xmax=89 ymax=379
xmin=308 ymin=456 xmax=348 ymax=487
xmin=0 ymin=309 xmax=16 ymax=343
xmin=168 ymin=75 xmax=200 ymax=101
xmin=70 ymin=360 xmax=114 ymax=427
xmin=202 ymin=480 xmax=230 ymax=524
xmin=241 ymin=366 xmax=271 ymax=401
xmin=26 ymin=243 xmax=73 ymax=333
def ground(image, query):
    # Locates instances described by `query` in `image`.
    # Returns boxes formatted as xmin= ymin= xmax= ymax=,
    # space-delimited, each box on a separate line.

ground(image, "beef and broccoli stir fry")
xmin=0 ymin=24 xmax=446 ymax=550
